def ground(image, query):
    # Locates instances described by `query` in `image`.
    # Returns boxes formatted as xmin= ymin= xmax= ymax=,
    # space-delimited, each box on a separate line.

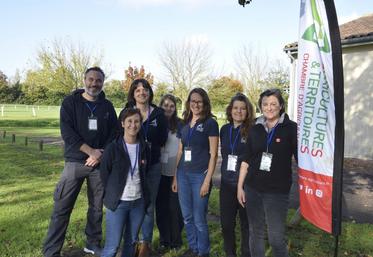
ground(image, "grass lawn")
xmin=0 ymin=141 xmax=372 ymax=257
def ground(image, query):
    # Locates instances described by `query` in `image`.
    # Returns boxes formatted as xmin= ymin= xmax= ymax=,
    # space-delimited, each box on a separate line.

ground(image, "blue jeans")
xmin=244 ymin=186 xmax=289 ymax=257
xmin=177 ymin=169 xmax=210 ymax=255
xmin=140 ymin=163 xmax=161 ymax=243
xmin=101 ymin=198 xmax=145 ymax=257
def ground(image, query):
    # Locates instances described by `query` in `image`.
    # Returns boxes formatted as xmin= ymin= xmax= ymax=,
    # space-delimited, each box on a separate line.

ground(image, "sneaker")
xmin=83 ymin=244 xmax=102 ymax=256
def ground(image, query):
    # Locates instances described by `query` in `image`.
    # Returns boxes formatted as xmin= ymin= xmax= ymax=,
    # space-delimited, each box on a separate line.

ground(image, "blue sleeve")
xmin=206 ymin=118 xmax=219 ymax=137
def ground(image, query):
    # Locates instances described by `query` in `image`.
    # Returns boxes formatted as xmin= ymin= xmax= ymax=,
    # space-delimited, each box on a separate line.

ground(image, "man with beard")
xmin=43 ymin=67 xmax=118 ymax=257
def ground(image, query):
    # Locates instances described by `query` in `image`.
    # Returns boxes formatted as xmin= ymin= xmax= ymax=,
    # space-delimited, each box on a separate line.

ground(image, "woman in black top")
xmin=100 ymin=108 xmax=149 ymax=257
xmin=237 ymin=89 xmax=297 ymax=257
xmin=124 ymin=79 xmax=168 ymax=256
xmin=220 ymin=93 xmax=254 ymax=257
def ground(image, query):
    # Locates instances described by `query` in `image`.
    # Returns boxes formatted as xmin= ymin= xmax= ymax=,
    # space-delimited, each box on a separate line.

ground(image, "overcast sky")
xmin=1 ymin=0 xmax=372 ymax=82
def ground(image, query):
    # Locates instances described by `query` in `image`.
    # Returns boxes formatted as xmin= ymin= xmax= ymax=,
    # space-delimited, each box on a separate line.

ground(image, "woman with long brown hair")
xmin=220 ymin=93 xmax=255 ymax=257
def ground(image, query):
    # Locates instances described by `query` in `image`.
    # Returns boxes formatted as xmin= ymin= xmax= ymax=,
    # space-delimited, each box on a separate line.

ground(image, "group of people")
xmin=42 ymin=66 xmax=297 ymax=257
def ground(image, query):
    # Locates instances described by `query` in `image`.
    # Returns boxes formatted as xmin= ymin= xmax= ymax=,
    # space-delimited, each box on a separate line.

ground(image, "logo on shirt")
xmin=196 ymin=124 xmax=204 ymax=132
xmin=150 ymin=119 xmax=157 ymax=127
xmin=241 ymin=137 xmax=247 ymax=143
xmin=276 ymin=138 xmax=281 ymax=143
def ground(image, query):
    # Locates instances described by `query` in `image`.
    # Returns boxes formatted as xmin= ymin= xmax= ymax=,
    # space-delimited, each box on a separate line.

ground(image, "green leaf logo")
xmin=301 ymin=0 xmax=330 ymax=53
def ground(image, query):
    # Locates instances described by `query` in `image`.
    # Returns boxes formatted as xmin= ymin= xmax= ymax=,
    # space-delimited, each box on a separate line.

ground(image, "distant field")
xmin=0 ymin=104 xmax=60 ymax=120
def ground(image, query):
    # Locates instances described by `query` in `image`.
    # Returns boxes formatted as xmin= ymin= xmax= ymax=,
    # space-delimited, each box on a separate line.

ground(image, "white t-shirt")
xmin=120 ymin=143 xmax=142 ymax=201
xmin=160 ymin=131 xmax=179 ymax=176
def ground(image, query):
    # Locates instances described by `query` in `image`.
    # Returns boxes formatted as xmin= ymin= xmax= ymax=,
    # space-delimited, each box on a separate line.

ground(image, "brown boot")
xmin=137 ymin=242 xmax=150 ymax=257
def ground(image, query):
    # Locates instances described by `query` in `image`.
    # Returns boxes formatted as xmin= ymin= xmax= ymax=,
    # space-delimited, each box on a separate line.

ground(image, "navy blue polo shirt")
xmin=220 ymin=123 xmax=248 ymax=185
xmin=177 ymin=117 xmax=219 ymax=172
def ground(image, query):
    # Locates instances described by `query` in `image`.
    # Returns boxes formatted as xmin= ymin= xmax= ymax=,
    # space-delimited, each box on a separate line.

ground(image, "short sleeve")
xmin=206 ymin=118 xmax=219 ymax=137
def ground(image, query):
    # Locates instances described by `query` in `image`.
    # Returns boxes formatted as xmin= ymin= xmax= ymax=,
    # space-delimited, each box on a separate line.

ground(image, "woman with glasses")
xmin=124 ymin=78 xmax=168 ymax=257
xmin=220 ymin=93 xmax=254 ymax=257
xmin=172 ymin=88 xmax=219 ymax=257
xmin=237 ymin=89 xmax=297 ymax=257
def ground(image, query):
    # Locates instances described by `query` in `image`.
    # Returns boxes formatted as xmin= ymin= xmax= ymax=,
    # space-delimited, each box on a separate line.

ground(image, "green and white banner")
xmin=296 ymin=0 xmax=343 ymax=234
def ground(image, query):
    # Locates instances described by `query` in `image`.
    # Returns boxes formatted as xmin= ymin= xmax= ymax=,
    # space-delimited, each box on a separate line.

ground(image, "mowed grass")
xmin=0 ymin=140 xmax=372 ymax=257
xmin=0 ymin=104 xmax=372 ymax=257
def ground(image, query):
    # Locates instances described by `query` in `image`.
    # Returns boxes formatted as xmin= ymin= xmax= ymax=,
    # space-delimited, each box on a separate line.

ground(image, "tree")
xmin=122 ymin=64 xmax=154 ymax=92
xmin=23 ymin=38 xmax=104 ymax=104
xmin=234 ymin=44 xmax=269 ymax=104
xmin=258 ymin=60 xmax=290 ymax=106
xmin=104 ymin=79 xmax=127 ymax=108
xmin=0 ymin=70 xmax=23 ymax=103
xmin=207 ymin=76 xmax=244 ymax=109
xmin=158 ymin=40 xmax=213 ymax=103
xmin=153 ymin=82 xmax=171 ymax=105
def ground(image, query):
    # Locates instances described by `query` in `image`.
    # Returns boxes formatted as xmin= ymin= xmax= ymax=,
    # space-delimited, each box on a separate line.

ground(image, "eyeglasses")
xmin=190 ymin=100 xmax=203 ymax=105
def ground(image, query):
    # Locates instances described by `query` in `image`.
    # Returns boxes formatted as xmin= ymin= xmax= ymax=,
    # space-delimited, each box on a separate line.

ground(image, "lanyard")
xmin=85 ymin=103 xmax=97 ymax=117
xmin=186 ymin=123 xmax=197 ymax=147
xmin=266 ymin=124 xmax=278 ymax=152
xmin=122 ymin=139 xmax=139 ymax=179
xmin=229 ymin=125 xmax=241 ymax=155
xmin=141 ymin=106 xmax=151 ymax=142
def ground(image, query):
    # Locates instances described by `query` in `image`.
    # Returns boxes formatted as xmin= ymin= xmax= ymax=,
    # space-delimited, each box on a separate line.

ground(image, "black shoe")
xmin=83 ymin=244 xmax=102 ymax=256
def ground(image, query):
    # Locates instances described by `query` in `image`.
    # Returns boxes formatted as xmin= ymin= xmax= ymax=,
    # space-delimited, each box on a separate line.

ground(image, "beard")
xmin=85 ymin=86 xmax=102 ymax=97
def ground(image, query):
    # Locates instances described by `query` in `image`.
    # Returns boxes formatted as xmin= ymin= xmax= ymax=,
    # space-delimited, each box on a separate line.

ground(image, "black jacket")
xmin=100 ymin=136 xmax=150 ymax=211
xmin=121 ymin=104 xmax=168 ymax=165
xmin=60 ymin=89 xmax=118 ymax=162
xmin=243 ymin=113 xmax=297 ymax=194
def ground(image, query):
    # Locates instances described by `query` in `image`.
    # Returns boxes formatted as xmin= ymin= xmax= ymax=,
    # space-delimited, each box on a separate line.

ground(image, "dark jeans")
xmin=244 ymin=186 xmax=289 ymax=257
xmin=156 ymin=175 xmax=184 ymax=248
xmin=43 ymin=162 xmax=104 ymax=257
xmin=140 ymin=163 xmax=161 ymax=243
xmin=101 ymin=198 xmax=145 ymax=257
xmin=220 ymin=181 xmax=250 ymax=257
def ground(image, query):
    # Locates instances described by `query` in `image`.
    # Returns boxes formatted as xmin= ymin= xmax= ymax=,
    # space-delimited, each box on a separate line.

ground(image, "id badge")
xmin=260 ymin=152 xmax=273 ymax=172
xmin=126 ymin=184 xmax=136 ymax=197
xmin=88 ymin=117 xmax=98 ymax=131
xmin=227 ymin=154 xmax=238 ymax=172
xmin=184 ymin=147 xmax=192 ymax=162
xmin=161 ymin=151 xmax=169 ymax=164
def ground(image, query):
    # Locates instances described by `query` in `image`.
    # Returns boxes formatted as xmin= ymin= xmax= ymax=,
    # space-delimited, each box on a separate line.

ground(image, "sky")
xmin=1 ymin=0 xmax=372 ymax=83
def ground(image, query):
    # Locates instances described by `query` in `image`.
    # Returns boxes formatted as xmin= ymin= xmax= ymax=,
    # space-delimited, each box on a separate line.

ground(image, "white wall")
xmin=287 ymin=43 xmax=373 ymax=160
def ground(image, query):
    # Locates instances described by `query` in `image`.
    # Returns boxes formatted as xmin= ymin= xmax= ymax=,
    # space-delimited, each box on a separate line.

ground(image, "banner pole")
xmin=334 ymin=235 xmax=339 ymax=257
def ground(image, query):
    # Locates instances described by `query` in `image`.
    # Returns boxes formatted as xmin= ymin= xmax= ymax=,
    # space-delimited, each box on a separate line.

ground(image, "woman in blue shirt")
xmin=172 ymin=88 xmax=219 ymax=257
xmin=220 ymin=93 xmax=255 ymax=257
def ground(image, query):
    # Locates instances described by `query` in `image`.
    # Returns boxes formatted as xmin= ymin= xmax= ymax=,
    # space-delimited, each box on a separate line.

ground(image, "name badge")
xmin=259 ymin=152 xmax=273 ymax=172
xmin=184 ymin=147 xmax=192 ymax=162
xmin=88 ymin=117 xmax=98 ymax=131
xmin=161 ymin=151 xmax=169 ymax=164
xmin=227 ymin=154 xmax=238 ymax=172
xmin=126 ymin=184 xmax=137 ymax=197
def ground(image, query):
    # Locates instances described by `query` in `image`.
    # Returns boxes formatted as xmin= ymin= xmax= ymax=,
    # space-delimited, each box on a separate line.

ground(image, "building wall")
xmin=287 ymin=43 xmax=373 ymax=160
xmin=343 ymin=44 xmax=373 ymax=159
